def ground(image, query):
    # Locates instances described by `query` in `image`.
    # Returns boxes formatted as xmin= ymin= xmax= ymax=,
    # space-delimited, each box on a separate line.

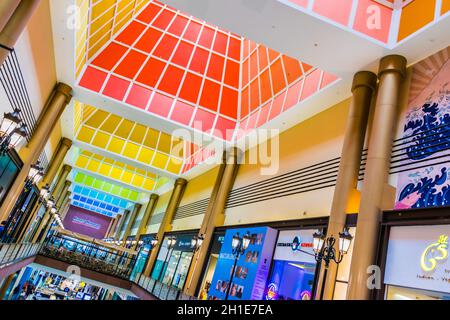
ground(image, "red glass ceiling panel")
xmin=79 ymin=0 xmax=337 ymax=143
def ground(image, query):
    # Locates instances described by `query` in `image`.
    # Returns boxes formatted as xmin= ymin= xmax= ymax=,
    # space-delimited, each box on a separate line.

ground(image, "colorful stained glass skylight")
xmin=78 ymin=0 xmax=337 ymax=141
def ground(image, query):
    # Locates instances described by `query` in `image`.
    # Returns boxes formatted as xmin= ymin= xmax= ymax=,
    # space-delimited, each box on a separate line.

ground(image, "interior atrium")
xmin=0 ymin=0 xmax=449 ymax=303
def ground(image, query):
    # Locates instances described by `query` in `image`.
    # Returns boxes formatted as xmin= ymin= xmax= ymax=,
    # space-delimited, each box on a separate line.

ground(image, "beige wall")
xmin=224 ymin=98 xmax=351 ymax=225
xmin=15 ymin=0 xmax=60 ymax=161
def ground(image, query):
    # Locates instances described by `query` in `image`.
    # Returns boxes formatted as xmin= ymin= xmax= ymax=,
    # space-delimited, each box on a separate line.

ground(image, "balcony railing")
xmin=0 ymin=242 xmax=42 ymax=268
xmin=133 ymin=273 xmax=197 ymax=300
xmin=40 ymin=235 xmax=137 ymax=279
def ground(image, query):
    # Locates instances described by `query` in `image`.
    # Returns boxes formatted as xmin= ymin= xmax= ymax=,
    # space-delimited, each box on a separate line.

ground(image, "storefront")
xmin=198 ymin=216 xmax=355 ymax=300
xmin=197 ymin=231 xmax=225 ymax=299
xmin=0 ymin=150 xmax=22 ymax=208
xmin=151 ymin=231 xmax=198 ymax=291
xmin=376 ymin=207 xmax=450 ymax=300
xmin=264 ymin=229 xmax=317 ymax=300
xmin=130 ymin=233 xmax=157 ymax=280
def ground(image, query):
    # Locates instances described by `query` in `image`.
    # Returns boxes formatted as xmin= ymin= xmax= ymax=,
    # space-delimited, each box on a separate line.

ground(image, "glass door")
xmin=162 ymin=250 xmax=181 ymax=285
xmin=171 ymin=251 xmax=193 ymax=289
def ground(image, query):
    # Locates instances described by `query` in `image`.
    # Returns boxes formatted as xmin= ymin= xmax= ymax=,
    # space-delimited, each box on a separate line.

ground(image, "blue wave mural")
xmin=395 ymin=59 xmax=450 ymax=210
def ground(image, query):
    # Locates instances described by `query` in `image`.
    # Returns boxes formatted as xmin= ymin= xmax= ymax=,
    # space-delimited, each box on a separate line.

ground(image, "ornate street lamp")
xmin=225 ymin=231 xmax=253 ymax=300
xmin=23 ymin=161 xmax=44 ymax=191
xmin=39 ymin=184 xmax=50 ymax=201
xmin=150 ymin=235 xmax=159 ymax=248
xmin=0 ymin=109 xmax=27 ymax=156
xmin=191 ymin=233 xmax=204 ymax=252
xmin=167 ymin=235 xmax=177 ymax=249
xmin=0 ymin=109 xmax=21 ymax=137
xmin=46 ymin=196 xmax=56 ymax=209
xmin=313 ymin=227 xmax=353 ymax=299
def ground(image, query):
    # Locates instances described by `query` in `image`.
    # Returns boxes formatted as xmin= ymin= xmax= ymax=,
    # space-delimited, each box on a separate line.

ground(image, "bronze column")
xmin=132 ymin=194 xmax=159 ymax=250
xmin=16 ymin=138 xmax=72 ymax=242
xmin=0 ymin=0 xmax=40 ymax=66
xmin=121 ymin=204 xmax=142 ymax=246
xmin=40 ymin=181 xmax=71 ymax=238
xmin=115 ymin=211 xmax=129 ymax=241
xmin=40 ymin=138 xmax=72 ymax=188
xmin=319 ymin=71 xmax=378 ymax=300
xmin=0 ymin=1 xmax=20 ymax=34
xmin=107 ymin=216 xmax=118 ymax=238
xmin=59 ymin=193 xmax=71 ymax=221
xmin=0 ymin=83 xmax=72 ymax=223
xmin=184 ymin=147 xmax=240 ymax=295
xmin=32 ymin=165 xmax=72 ymax=242
xmin=347 ymin=55 xmax=407 ymax=300
xmin=143 ymin=178 xmax=187 ymax=276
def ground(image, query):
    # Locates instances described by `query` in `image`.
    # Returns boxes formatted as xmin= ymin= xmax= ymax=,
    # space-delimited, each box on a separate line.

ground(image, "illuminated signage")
xmin=265 ymin=283 xmax=278 ymax=300
xmin=420 ymin=235 xmax=448 ymax=272
xmin=276 ymin=236 xmax=313 ymax=251
xmin=300 ymin=290 xmax=311 ymax=300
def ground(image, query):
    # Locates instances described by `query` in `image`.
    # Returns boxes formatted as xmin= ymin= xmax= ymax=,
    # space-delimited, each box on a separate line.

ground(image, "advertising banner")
xmin=384 ymin=225 xmax=450 ymax=294
xmin=207 ymin=226 xmax=277 ymax=300
xmin=63 ymin=205 xmax=112 ymax=239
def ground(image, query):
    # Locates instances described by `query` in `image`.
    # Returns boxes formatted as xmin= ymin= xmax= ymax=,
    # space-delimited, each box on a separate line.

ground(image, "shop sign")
xmin=273 ymin=230 xmax=316 ymax=264
xmin=384 ymin=225 xmax=450 ymax=294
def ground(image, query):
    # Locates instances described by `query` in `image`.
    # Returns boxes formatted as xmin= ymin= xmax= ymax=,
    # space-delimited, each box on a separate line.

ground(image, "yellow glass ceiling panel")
xmin=75 ymin=102 xmax=188 ymax=177
xmin=92 ymin=131 xmax=110 ymax=149
xmin=107 ymin=137 xmax=125 ymax=154
xmin=99 ymin=163 xmax=113 ymax=176
xmin=77 ymin=126 xmax=95 ymax=143
xmin=137 ymin=147 xmax=154 ymax=164
xmin=85 ymin=109 xmax=109 ymax=127
xmin=129 ymin=124 xmax=147 ymax=144
xmin=158 ymin=133 xmax=172 ymax=155
xmin=110 ymin=166 xmax=123 ymax=180
xmin=73 ymin=148 xmax=167 ymax=193
xmin=115 ymin=119 xmax=134 ymax=139
xmin=143 ymin=129 xmax=159 ymax=149
xmin=122 ymin=170 xmax=133 ymax=184
xmin=87 ymin=159 xmax=101 ymax=172
xmin=152 ymin=152 xmax=169 ymax=170
xmin=123 ymin=142 xmax=140 ymax=159
xmin=167 ymin=158 xmax=183 ymax=174
xmin=100 ymin=114 xmax=122 ymax=133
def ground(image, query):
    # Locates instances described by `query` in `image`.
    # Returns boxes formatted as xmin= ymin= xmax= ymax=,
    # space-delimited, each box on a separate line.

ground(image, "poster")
xmin=207 ymin=226 xmax=277 ymax=300
xmin=395 ymin=57 xmax=450 ymax=209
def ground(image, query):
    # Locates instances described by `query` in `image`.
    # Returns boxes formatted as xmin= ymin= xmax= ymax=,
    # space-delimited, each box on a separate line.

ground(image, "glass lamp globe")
xmin=338 ymin=228 xmax=353 ymax=254
xmin=312 ymin=229 xmax=325 ymax=253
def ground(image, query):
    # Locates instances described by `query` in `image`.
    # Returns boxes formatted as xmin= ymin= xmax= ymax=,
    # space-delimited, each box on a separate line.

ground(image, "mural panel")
xmin=395 ymin=53 xmax=450 ymax=209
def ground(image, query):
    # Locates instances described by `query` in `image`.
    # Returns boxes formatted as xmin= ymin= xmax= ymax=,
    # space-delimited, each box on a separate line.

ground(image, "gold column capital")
xmin=62 ymin=164 xmax=72 ymax=173
xmin=55 ymin=82 xmax=73 ymax=104
xmin=352 ymin=71 xmax=377 ymax=92
xmin=378 ymin=55 xmax=407 ymax=78
xmin=60 ymin=137 xmax=73 ymax=148
xmin=174 ymin=178 xmax=187 ymax=186
xmin=150 ymin=193 xmax=159 ymax=201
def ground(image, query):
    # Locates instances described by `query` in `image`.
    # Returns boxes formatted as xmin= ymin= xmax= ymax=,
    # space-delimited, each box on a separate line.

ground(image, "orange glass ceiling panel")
xmin=92 ymin=42 xmax=128 ymax=70
xmin=116 ymin=21 xmax=146 ymax=46
xmin=79 ymin=0 xmax=337 ymax=143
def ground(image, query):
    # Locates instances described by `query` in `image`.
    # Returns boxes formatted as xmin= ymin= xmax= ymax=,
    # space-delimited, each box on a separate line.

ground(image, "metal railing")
xmin=0 ymin=242 xmax=42 ymax=267
xmin=133 ymin=273 xmax=197 ymax=300
xmin=39 ymin=235 xmax=137 ymax=280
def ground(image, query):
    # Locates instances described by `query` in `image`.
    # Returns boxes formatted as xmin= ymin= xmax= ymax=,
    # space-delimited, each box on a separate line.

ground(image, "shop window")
xmin=383 ymin=224 xmax=450 ymax=300
xmin=0 ymin=153 xmax=20 ymax=207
